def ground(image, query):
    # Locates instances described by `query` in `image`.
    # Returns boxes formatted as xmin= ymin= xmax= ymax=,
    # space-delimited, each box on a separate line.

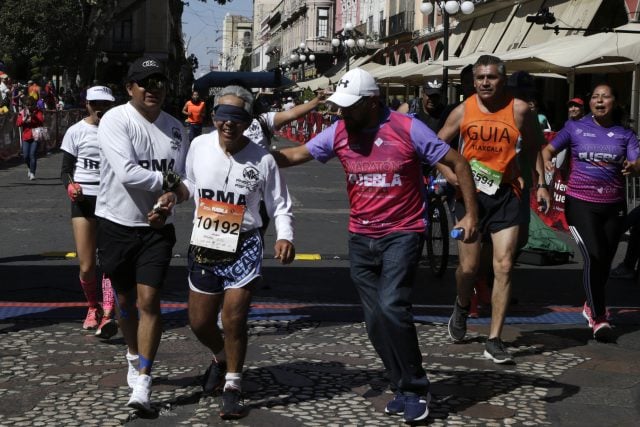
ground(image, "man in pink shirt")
xmin=272 ymin=68 xmax=478 ymax=422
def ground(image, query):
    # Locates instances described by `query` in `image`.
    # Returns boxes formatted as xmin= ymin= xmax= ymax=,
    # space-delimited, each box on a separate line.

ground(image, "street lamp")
xmin=290 ymin=42 xmax=315 ymax=82
xmin=331 ymin=22 xmax=366 ymax=72
xmin=421 ymin=1 xmax=475 ymax=102
xmin=94 ymin=52 xmax=109 ymax=83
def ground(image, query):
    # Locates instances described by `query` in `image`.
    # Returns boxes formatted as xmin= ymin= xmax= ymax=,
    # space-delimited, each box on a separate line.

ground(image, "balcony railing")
xmin=387 ymin=11 xmax=414 ymax=38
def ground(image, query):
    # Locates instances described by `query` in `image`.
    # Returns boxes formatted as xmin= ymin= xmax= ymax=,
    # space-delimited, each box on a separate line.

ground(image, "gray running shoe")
xmin=484 ymin=338 xmax=514 ymax=364
xmin=219 ymin=387 xmax=247 ymax=420
xmin=448 ymin=298 xmax=469 ymax=342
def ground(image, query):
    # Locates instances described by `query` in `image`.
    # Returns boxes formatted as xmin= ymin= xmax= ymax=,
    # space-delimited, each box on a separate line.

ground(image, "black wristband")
xmin=162 ymin=170 xmax=181 ymax=192
xmin=536 ymin=183 xmax=549 ymax=189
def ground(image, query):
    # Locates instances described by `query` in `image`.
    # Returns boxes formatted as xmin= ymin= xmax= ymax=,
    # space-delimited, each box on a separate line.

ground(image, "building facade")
xmin=219 ymin=13 xmax=253 ymax=71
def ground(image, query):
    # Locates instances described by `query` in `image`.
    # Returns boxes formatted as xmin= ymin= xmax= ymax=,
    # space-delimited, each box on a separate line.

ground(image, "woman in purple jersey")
xmin=542 ymin=82 xmax=640 ymax=341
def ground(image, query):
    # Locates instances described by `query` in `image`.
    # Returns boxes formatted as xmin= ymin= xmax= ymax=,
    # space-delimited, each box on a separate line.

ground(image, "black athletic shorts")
xmin=96 ymin=218 xmax=176 ymax=293
xmin=456 ymin=184 xmax=528 ymax=236
xmin=71 ymin=195 xmax=97 ymax=219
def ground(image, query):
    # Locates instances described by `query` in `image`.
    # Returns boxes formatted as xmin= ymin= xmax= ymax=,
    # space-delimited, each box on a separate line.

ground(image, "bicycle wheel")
xmin=425 ymin=198 xmax=449 ymax=277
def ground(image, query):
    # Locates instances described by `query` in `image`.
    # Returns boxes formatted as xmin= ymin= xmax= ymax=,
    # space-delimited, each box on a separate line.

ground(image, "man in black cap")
xmin=413 ymin=78 xmax=446 ymax=132
xmin=95 ymin=55 xmax=190 ymax=413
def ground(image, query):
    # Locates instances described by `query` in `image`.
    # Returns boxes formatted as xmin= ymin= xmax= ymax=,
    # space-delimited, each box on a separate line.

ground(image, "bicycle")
xmin=424 ymin=176 xmax=450 ymax=277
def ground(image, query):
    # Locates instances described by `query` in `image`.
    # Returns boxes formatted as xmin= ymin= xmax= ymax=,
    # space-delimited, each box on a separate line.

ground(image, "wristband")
xmin=67 ymin=183 xmax=81 ymax=201
xmin=536 ymin=183 xmax=549 ymax=189
xmin=162 ymin=170 xmax=181 ymax=192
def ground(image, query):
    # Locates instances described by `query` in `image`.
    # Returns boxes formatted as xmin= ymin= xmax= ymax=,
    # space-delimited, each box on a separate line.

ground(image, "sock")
xmin=80 ymin=278 xmax=98 ymax=307
xmin=101 ymin=274 xmax=115 ymax=313
xmin=224 ymin=372 xmax=242 ymax=391
xmin=139 ymin=354 xmax=153 ymax=375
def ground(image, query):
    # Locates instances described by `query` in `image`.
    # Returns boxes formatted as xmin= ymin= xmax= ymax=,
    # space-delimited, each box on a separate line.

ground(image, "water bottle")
xmin=450 ymin=227 xmax=465 ymax=240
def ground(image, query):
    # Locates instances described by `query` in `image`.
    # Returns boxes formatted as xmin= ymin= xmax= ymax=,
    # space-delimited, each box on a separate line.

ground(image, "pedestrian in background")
xmin=182 ymin=90 xmax=206 ymax=142
xmin=60 ymin=85 xmax=118 ymax=339
xmin=95 ymin=56 xmax=189 ymax=413
xmin=543 ymin=81 xmax=640 ymax=341
xmin=567 ymin=97 xmax=585 ymax=121
xmin=272 ymin=67 xmax=478 ymax=423
xmin=16 ymin=96 xmax=44 ymax=181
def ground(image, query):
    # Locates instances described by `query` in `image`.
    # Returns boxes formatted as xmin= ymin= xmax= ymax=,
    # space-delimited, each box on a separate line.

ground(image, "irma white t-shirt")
xmin=243 ymin=111 xmax=276 ymax=150
xmin=183 ymin=130 xmax=293 ymax=242
xmin=60 ymin=120 xmax=101 ymax=196
xmin=95 ymin=102 xmax=189 ymax=227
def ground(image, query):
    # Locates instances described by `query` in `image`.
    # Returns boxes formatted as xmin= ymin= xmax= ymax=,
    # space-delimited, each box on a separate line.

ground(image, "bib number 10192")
xmin=190 ymin=198 xmax=245 ymax=252
xmin=195 ymin=216 xmax=240 ymax=235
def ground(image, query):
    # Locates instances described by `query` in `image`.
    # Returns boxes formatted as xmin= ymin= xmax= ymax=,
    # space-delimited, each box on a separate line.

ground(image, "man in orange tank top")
xmin=437 ymin=55 xmax=551 ymax=364
xmin=182 ymin=90 xmax=206 ymax=141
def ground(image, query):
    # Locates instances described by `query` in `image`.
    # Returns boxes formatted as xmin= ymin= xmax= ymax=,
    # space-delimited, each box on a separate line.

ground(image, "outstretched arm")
xmin=271 ymin=144 xmax=314 ymax=168
xmin=272 ymin=91 xmax=326 ymax=129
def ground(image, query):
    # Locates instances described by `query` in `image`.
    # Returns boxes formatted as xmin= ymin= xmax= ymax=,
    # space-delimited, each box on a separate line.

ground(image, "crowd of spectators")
xmin=0 ymin=73 xmax=109 ymax=115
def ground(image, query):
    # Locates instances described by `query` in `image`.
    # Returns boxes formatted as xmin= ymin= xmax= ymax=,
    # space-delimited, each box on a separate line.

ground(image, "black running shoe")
xmin=448 ymin=298 xmax=469 ymax=342
xmin=202 ymin=360 xmax=227 ymax=396
xmin=219 ymin=387 xmax=247 ymax=420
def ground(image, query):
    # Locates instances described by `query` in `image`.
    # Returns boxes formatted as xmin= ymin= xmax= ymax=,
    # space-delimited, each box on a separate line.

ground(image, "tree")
xmin=0 ymin=0 xmax=121 ymax=82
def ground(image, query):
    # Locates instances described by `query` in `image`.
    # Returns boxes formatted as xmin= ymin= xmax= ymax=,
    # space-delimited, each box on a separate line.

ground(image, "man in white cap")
xmin=272 ymin=67 xmax=478 ymax=423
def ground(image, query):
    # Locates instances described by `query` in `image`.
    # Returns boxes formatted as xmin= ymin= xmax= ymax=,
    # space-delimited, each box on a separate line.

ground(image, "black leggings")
xmin=565 ymin=196 xmax=626 ymax=318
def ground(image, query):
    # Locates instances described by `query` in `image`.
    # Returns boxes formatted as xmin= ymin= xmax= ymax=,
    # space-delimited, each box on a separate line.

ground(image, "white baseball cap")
xmin=327 ymin=68 xmax=379 ymax=108
xmin=86 ymin=85 xmax=115 ymax=102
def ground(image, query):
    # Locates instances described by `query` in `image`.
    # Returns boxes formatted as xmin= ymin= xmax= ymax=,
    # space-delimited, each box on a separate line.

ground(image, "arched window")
xmin=398 ymin=49 xmax=406 ymax=64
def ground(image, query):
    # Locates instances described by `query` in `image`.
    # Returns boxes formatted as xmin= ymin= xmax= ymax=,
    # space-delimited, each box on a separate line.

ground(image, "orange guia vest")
xmin=459 ymin=94 xmax=521 ymax=187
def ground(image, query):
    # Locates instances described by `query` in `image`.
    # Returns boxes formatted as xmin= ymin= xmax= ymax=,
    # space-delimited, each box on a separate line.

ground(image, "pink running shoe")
xmin=83 ymin=305 xmax=103 ymax=330
xmin=582 ymin=302 xmax=611 ymax=326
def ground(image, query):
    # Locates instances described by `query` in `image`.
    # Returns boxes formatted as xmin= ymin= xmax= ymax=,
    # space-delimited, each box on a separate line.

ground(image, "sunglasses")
xmin=134 ymin=77 xmax=167 ymax=90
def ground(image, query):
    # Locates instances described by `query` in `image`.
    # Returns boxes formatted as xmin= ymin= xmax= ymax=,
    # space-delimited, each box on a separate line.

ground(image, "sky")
xmin=182 ymin=0 xmax=254 ymax=78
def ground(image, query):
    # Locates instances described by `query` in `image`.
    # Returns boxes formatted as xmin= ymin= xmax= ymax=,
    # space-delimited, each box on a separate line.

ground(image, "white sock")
xmin=224 ymin=372 xmax=242 ymax=391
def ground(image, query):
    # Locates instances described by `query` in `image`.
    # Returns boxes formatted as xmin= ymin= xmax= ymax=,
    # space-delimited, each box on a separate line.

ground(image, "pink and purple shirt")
xmin=306 ymin=107 xmax=450 ymax=238
xmin=551 ymin=115 xmax=639 ymax=204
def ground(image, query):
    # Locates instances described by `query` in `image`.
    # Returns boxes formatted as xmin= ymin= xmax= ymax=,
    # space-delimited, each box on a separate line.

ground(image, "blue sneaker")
xmin=384 ymin=393 xmax=406 ymax=415
xmin=403 ymin=393 xmax=431 ymax=423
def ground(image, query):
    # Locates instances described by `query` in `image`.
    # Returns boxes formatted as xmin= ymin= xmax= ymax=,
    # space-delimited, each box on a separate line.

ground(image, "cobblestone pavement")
xmin=1 ymin=307 xmax=639 ymax=427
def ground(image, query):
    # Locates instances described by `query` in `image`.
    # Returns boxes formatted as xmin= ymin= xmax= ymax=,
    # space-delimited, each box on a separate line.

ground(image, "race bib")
xmin=470 ymin=159 xmax=502 ymax=195
xmin=190 ymin=198 xmax=245 ymax=252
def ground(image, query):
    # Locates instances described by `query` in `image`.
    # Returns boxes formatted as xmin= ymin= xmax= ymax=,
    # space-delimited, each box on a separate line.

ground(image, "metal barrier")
xmin=0 ymin=109 xmax=85 ymax=162
xmin=626 ymin=176 xmax=640 ymax=211
xmin=275 ymin=111 xmax=334 ymax=144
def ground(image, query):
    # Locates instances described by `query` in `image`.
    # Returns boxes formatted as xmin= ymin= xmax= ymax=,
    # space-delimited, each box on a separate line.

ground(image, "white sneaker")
xmin=127 ymin=374 xmax=152 ymax=413
xmin=28 ymin=172 xmax=35 ymax=181
xmin=126 ymin=353 xmax=139 ymax=389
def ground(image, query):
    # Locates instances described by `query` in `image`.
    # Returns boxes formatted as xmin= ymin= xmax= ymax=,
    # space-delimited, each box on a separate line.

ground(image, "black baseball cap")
xmin=127 ymin=56 xmax=167 ymax=82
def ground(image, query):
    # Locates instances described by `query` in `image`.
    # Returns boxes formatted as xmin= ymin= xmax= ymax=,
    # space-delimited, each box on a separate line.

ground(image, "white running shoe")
xmin=127 ymin=374 xmax=152 ymax=413
xmin=126 ymin=353 xmax=139 ymax=389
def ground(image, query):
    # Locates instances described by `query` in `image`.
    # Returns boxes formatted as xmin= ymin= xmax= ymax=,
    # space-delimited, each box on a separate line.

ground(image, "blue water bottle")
xmin=450 ymin=227 xmax=465 ymax=240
